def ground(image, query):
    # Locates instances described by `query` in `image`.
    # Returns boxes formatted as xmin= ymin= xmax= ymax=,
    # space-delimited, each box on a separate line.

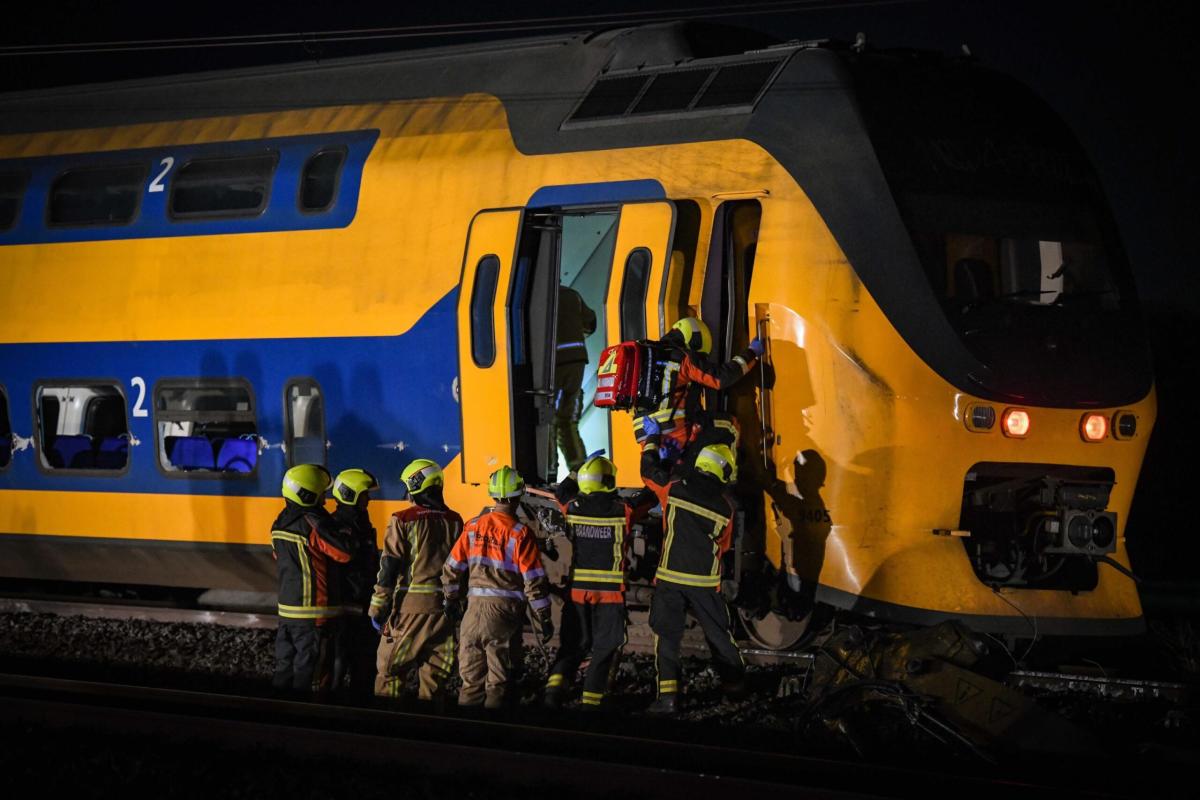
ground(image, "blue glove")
xmin=659 ymin=437 xmax=682 ymax=462
xmin=640 ymin=416 xmax=661 ymax=437
xmin=370 ymin=617 xmax=383 ymax=633
xmin=748 ymin=337 xmax=765 ymax=357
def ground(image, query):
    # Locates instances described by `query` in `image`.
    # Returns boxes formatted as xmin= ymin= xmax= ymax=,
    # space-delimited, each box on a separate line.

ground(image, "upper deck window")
xmin=35 ymin=382 xmax=130 ymax=472
xmin=1 ymin=170 xmax=29 ymax=231
xmin=298 ymin=148 xmax=347 ymax=213
xmin=48 ymin=164 xmax=145 ymax=227
xmin=169 ymin=153 xmax=278 ymax=219
xmin=154 ymin=380 xmax=258 ymax=476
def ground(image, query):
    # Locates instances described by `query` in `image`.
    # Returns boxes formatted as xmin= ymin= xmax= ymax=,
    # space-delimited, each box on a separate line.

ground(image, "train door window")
xmin=1 ymin=170 xmax=30 ymax=231
xmin=0 ymin=385 xmax=12 ymax=470
xmin=34 ymin=382 xmax=129 ymax=472
xmin=47 ymin=164 xmax=146 ymax=227
xmin=284 ymin=379 xmax=326 ymax=467
xmin=169 ymin=153 xmax=278 ymax=219
xmin=660 ymin=200 xmax=702 ymax=332
xmin=298 ymin=147 xmax=347 ymax=213
xmin=619 ymin=248 xmax=652 ymax=341
xmin=510 ymin=210 xmax=617 ymax=483
xmin=701 ymin=200 xmax=762 ymax=408
xmin=154 ymin=380 xmax=258 ymax=476
xmin=469 ymin=255 xmax=501 ymax=367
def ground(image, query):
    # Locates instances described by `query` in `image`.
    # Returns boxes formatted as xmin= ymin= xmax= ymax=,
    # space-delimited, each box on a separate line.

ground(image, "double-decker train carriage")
xmin=0 ymin=22 xmax=1154 ymax=645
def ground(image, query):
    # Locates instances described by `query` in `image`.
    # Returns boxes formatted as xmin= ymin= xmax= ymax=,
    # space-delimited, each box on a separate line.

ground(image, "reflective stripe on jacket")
xmin=442 ymin=507 xmax=551 ymax=616
xmin=562 ymin=492 xmax=635 ymax=603
xmin=371 ymin=502 xmax=464 ymax=619
xmin=270 ymin=503 xmax=354 ymax=623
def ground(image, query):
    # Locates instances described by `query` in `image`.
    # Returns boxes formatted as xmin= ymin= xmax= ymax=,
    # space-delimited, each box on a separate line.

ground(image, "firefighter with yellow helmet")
xmin=640 ymin=434 xmax=747 ymax=714
xmin=271 ymin=463 xmax=354 ymax=696
xmin=634 ymin=316 xmax=763 ymax=475
xmin=543 ymin=454 xmax=643 ymax=709
xmin=442 ymin=466 xmax=553 ymax=708
xmin=370 ymin=458 xmax=464 ymax=703
xmin=328 ymin=468 xmax=380 ymax=698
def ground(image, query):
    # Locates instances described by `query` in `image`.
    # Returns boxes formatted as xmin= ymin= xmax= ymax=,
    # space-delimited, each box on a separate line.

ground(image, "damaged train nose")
xmin=958 ymin=463 xmax=1119 ymax=590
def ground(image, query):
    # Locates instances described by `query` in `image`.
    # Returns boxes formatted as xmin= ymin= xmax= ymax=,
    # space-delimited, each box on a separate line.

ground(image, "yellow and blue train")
xmin=0 ymin=23 xmax=1154 ymax=644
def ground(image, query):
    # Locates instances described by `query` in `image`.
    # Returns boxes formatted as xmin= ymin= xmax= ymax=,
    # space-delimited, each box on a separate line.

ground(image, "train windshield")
xmin=855 ymin=57 xmax=1149 ymax=406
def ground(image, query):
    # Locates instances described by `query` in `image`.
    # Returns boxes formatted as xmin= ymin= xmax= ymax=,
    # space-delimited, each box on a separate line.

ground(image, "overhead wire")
xmin=0 ymin=0 xmax=925 ymax=57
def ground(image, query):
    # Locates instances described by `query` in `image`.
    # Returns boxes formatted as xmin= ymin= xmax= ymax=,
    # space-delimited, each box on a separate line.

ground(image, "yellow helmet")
xmin=282 ymin=463 xmax=332 ymax=507
xmin=577 ymin=455 xmax=617 ymax=494
xmin=488 ymin=465 xmax=525 ymax=500
xmin=671 ymin=317 xmax=712 ymax=355
xmin=401 ymin=458 xmax=444 ymax=497
xmin=333 ymin=468 xmax=379 ymax=505
xmin=694 ymin=443 xmax=737 ymax=484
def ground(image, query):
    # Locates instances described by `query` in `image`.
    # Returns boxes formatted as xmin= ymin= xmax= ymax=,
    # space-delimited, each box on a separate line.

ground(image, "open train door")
xmin=457 ymin=209 xmax=522 ymax=485
xmin=604 ymin=201 xmax=676 ymax=479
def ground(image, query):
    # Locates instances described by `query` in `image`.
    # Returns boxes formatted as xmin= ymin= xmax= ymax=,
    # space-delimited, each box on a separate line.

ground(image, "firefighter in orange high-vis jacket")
xmin=543 ymin=455 xmax=643 ymax=709
xmin=271 ymin=464 xmax=354 ymax=697
xmin=370 ymin=459 xmax=464 ymax=702
xmin=632 ymin=317 xmax=763 ymax=475
xmin=640 ymin=423 xmax=747 ymax=714
xmin=442 ymin=466 xmax=553 ymax=709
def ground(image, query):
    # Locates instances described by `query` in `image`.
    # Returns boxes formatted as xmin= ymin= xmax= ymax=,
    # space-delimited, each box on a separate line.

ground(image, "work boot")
xmin=647 ymin=694 xmax=679 ymax=715
xmin=543 ymin=687 xmax=565 ymax=709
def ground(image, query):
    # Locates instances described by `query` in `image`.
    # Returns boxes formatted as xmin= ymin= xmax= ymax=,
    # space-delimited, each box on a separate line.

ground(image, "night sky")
xmin=3 ymin=0 xmax=1197 ymax=577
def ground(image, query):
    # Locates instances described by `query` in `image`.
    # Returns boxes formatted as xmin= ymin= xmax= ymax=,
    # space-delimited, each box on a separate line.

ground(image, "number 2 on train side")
xmin=148 ymin=157 xmax=174 ymax=193
xmin=130 ymin=376 xmax=148 ymax=417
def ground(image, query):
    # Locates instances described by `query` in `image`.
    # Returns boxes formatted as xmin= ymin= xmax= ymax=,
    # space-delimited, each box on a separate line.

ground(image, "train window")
xmin=693 ymin=61 xmax=781 ymax=109
xmin=298 ymin=148 xmax=347 ymax=213
xmin=661 ymin=200 xmax=702 ymax=334
xmin=0 ymin=385 xmax=12 ymax=470
xmin=572 ymin=75 xmax=649 ymax=120
xmin=34 ymin=382 xmax=129 ymax=472
xmin=154 ymin=380 xmax=258 ymax=476
xmin=47 ymin=164 xmax=146 ymax=227
xmin=1 ymin=170 xmax=30 ymax=231
xmin=631 ymin=69 xmax=713 ymax=115
xmin=169 ymin=153 xmax=278 ymax=219
xmin=619 ymin=248 xmax=652 ymax=341
xmin=284 ymin=379 xmax=326 ymax=467
xmin=470 ymin=255 xmax=501 ymax=367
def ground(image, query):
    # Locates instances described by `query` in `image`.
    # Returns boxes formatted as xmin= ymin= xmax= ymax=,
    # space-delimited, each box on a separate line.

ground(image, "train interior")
xmin=154 ymin=382 xmax=258 ymax=474
xmin=35 ymin=384 xmax=130 ymax=471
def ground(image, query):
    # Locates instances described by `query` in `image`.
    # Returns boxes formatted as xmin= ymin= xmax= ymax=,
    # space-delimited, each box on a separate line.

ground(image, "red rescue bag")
xmin=594 ymin=340 xmax=674 ymax=412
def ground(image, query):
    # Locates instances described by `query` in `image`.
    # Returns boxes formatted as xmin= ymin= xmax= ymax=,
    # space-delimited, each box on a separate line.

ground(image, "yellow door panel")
xmin=457 ymin=209 xmax=522 ymax=485
xmin=603 ymin=201 xmax=675 ymax=481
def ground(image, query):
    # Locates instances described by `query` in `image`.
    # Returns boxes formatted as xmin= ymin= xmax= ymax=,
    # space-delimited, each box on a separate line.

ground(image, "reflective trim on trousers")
xmin=467 ymin=587 xmax=525 ymax=601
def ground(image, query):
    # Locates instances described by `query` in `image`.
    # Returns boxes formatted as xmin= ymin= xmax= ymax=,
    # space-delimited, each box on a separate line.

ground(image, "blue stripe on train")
xmin=0 ymin=289 xmax=459 ymax=501
xmin=0 ymin=130 xmax=378 ymax=246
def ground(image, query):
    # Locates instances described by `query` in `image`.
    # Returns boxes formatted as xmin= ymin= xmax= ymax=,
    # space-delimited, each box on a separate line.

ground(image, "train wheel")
xmin=739 ymin=608 xmax=815 ymax=651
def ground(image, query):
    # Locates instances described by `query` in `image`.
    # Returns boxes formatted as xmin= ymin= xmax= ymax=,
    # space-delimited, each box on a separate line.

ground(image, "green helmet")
xmin=577 ymin=455 xmax=617 ymax=494
xmin=694 ymin=443 xmax=737 ymax=484
xmin=333 ymin=468 xmax=379 ymax=505
xmin=401 ymin=458 xmax=444 ymax=497
xmin=671 ymin=316 xmax=712 ymax=355
xmin=487 ymin=465 xmax=525 ymax=500
xmin=282 ymin=464 xmax=332 ymax=507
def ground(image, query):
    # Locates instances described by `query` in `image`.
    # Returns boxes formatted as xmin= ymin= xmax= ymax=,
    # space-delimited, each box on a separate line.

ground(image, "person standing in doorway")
xmin=554 ymin=284 xmax=597 ymax=477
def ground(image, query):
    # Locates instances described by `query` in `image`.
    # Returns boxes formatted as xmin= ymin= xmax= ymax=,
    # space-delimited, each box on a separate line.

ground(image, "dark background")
xmin=3 ymin=0 xmax=1196 ymax=581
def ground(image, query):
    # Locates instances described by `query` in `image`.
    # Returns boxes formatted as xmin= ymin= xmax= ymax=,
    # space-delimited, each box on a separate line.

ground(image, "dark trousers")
xmin=648 ymin=583 xmax=744 ymax=695
xmin=273 ymin=621 xmax=333 ymax=695
xmin=334 ymin=613 xmax=378 ymax=699
xmin=548 ymin=599 xmax=627 ymax=698
xmin=554 ymin=360 xmax=587 ymax=473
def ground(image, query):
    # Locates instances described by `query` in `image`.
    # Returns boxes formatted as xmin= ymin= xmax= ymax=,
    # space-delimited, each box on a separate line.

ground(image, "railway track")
xmin=0 ymin=672 xmax=1140 ymax=799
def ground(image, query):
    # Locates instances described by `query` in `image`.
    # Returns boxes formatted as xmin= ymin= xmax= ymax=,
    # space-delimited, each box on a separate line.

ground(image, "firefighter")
xmin=369 ymin=458 xmax=463 ymax=703
xmin=640 ymin=423 xmax=747 ymax=714
xmin=330 ymin=467 xmax=381 ymax=698
xmin=271 ymin=464 xmax=354 ymax=697
xmin=543 ymin=455 xmax=641 ymax=709
xmin=633 ymin=317 xmax=763 ymax=475
xmin=442 ymin=466 xmax=554 ymax=709
xmin=554 ymin=284 xmax=598 ymax=475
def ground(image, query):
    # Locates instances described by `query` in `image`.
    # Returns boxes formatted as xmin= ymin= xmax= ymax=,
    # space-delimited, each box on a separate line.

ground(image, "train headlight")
xmin=964 ymin=404 xmax=996 ymax=432
xmin=1001 ymin=408 xmax=1030 ymax=438
xmin=1113 ymin=411 xmax=1138 ymax=440
xmin=1080 ymin=413 xmax=1108 ymax=443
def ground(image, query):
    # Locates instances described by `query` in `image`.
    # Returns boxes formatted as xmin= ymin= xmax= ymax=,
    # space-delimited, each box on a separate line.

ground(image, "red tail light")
xmin=1081 ymin=413 xmax=1108 ymax=442
xmin=1002 ymin=408 xmax=1030 ymax=438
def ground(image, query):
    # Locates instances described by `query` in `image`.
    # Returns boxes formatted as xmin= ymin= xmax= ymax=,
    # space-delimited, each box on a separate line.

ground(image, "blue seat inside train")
xmin=94 ymin=437 xmax=128 ymax=469
xmin=165 ymin=435 xmax=216 ymax=470
xmin=215 ymin=437 xmax=257 ymax=472
xmin=49 ymin=434 xmax=94 ymax=469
